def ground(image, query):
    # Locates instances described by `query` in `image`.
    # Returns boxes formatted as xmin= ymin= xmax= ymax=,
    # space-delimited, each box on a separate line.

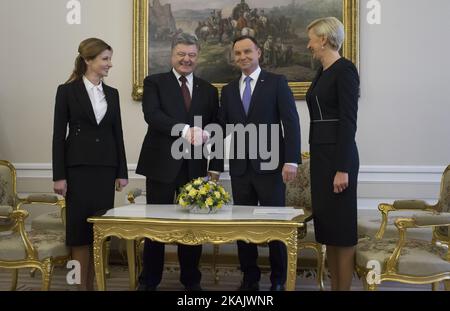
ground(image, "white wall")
xmin=1 ymin=0 xmax=449 ymax=206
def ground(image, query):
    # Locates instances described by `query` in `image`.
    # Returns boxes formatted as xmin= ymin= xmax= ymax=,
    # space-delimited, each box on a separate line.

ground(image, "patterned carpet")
xmin=0 ymin=264 xmax=432 ymax=291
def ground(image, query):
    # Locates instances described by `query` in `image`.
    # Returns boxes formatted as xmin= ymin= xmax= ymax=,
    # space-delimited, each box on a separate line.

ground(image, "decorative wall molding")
xmin=14 ymin=163 xmax=445 ymax=185
xmin=14 ymin=163 xmax=443 ymax=210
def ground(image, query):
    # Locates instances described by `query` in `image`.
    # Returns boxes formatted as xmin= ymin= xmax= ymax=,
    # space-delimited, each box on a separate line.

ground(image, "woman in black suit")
xmin=305 ymin=17 xmax=360 ymax=291
xmin=52 ymin=38 xmax=128 ymax=290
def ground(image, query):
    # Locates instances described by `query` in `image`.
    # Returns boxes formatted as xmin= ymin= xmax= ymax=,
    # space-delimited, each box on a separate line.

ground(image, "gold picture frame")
xmin=132 ymin=0 xmax=359 ymax=101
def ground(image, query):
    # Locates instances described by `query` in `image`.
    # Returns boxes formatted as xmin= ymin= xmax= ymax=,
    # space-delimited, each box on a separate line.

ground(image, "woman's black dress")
xmin=305 ymin=57 xmax=360 ymax=246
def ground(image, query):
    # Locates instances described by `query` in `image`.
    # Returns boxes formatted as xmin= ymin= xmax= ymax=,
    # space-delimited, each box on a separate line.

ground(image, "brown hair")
xmin=66 ymin=38 xmax=112 ymax=83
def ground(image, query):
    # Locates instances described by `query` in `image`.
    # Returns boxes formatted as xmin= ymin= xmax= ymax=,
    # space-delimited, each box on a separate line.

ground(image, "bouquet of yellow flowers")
xmin=177 ymin=177 xmax=231 ymax=213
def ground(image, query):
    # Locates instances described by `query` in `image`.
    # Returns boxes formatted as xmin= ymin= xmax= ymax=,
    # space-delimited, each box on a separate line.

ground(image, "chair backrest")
xmin=0 ymin=160 xmax=16 ymax=208
xmin=285 ymin=153 xmax=311 ymax=211
xmin=437 ymin=165 xmax=450 ymax=236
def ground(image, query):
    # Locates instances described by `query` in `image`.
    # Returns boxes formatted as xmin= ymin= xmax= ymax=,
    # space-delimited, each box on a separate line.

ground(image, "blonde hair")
xmin=66 ymin=38 xmax=112 ymax=83
xmin=307 ymin=17 xmax=344 ymax=51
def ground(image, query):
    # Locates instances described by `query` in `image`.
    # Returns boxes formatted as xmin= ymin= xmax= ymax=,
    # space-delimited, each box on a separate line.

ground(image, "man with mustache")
xmin=136 ymin=33 xmax=223 ymax=291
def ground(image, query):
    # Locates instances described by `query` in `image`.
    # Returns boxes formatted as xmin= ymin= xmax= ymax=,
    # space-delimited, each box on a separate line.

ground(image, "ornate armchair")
xmin=359 ymin=165 xmax=450 ymax=241
xmin=356 ymin=213 xmax=450 ymax=290
xmin=0 ymin=160 xmax=70 ymax=290
xmin=356 ymin=165 xmax=450 ymax=290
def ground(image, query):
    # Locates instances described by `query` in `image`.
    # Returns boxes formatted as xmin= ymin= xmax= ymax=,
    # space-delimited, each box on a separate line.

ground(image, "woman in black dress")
xmin=305 ymin=17 xmax=360 ymax=290
xmin=52 ymin=38 xmax=128 ymax=290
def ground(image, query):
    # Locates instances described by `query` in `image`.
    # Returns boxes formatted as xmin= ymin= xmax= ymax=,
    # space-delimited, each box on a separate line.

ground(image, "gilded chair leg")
xmin=11 ymin=269 xmax=18 ymax=291
xmin=104 ymin=239 xmax=111 ymax=278
xmin=212 ymin=244 xmax=220 ymax=285
xmin=41 ymin=259 xmax=53 ymax=291
xmin=316 ymin=244 xmax=326 ymax=291
xmin=432 ymin=282 xmax=440 ymax=291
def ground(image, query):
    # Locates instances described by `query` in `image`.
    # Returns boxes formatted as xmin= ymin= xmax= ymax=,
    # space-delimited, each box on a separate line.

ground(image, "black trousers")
xmin=231 ymin=163 xmax=287 ymax=286
xmin=138 ymin=161 xmax=202 ymax=287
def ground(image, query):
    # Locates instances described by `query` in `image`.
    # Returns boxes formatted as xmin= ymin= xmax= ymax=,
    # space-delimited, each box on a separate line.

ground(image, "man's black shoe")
xmin=238 ymin=281 xmax=260 ymax=291
xmin=137 ymin=284 xmax=157 ymax=291
xmin=270 ymin=284 xmax=285 ymax=291
xmin=185 ymin=284 xmax=203 ymax=291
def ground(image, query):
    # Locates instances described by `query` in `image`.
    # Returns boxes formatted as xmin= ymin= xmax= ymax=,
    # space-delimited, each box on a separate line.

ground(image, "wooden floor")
xmin=0 ymin=264 xmax=433 ymax=291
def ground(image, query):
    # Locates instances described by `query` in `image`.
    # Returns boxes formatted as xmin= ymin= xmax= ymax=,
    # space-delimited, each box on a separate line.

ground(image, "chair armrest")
xmin=375 ymin=201 xmax=436 ymax=239
xmin=17 ymin=194 xmax=66 ymax=226
xmin=23 ymin=194 xmax=61 ymax=205
xmin=127 ymin=188 xmax=143 ymax=204
xmin=392 ymin=200 xmax=434 ymax=210
xmin=412 ymin=213 xmax=450 ymax=227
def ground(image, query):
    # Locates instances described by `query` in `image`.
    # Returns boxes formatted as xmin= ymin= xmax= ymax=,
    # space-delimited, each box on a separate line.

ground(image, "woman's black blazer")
xmin=52 ymin=79 xmax=128 ymax=181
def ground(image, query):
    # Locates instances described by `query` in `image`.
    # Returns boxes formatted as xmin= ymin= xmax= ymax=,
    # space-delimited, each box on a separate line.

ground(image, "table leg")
xmin=126 ymin=239 xmax=137 ymax=290
xmin=93 ymin=229 xmax=106 ymax=291
xmin=285 ymin=231 xmax=298 ymax=291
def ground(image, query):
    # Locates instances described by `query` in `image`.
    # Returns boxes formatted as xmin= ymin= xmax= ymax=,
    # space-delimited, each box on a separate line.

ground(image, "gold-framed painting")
xmin=132 ymin=0 xmax=359 ymax=101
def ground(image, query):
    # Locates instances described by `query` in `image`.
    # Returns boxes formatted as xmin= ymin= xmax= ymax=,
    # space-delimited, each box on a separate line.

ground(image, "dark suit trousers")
xmin=231 ymin=162 xmax=287 ymax=286
xmin=138 ymin=161 xmax=202 ymax=287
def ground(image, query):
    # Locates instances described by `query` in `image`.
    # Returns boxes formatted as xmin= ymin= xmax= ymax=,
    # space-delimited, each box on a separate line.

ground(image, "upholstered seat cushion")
xmin=0 ymin=229 xmax=69 ymax=261
xmin=357 ymin=237 xmax=450 ymax=276
xmin=32 ymin=212 xmax=64 ymax=231
xmin=357 ymin=210 xmax=433 ymax=241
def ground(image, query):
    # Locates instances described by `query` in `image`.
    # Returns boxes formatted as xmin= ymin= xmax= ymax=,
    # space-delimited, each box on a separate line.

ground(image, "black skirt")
xmin=310 ymin=144 xmax=359 ymax=247
xmin=65 ymin=166 xmax=116 ymax=246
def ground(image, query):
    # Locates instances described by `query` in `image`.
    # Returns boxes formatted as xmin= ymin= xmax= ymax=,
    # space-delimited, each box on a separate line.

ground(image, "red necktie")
xmin=179 ymin=76 xmax=191 ymax=112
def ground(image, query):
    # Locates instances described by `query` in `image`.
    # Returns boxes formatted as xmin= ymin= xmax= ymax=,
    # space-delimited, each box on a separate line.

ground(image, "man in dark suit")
xmin=219 ymin=36 xmax=301 ymax=291
xmin=136 ymin=33 xmax=223 ymax=291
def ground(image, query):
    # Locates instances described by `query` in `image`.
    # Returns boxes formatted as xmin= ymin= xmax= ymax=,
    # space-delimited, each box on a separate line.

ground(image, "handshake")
xmin=184 ymin=126 xmax=209 ymax=146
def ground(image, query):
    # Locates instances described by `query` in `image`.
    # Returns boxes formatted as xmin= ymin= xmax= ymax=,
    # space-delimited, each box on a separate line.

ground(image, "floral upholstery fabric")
xmin=437 ymin=167 xmax=450 ymax=236
xmin=32 ymin=212 xmax=64 ymax=231
xmin=286 ymin=159 xmax=311 ymax=211
xmin=357 ymin=237 xmax=450 ymax=276
xmin=0 ymin=229 xmax=68 ymax=261
xmin=0 ymin=166 xmax=14 ymax=207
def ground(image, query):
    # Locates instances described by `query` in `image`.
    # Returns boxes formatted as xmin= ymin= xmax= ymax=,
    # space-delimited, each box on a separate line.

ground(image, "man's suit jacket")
xmin=52 ymin=79 xmax=128 ymax=181
xmin=219 ymin=70 xmax=301 ymax=177
xmin=136 ymin=71 xmax=224 ymax=183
